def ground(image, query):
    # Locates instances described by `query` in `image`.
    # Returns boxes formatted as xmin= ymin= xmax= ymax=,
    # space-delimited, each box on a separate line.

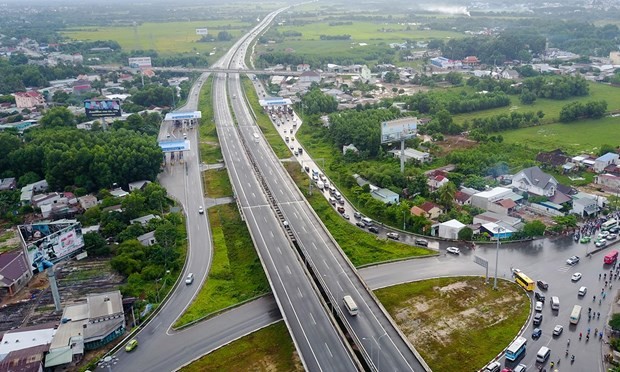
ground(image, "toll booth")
xmin=164 ymin=111 xmax=202 ymax=131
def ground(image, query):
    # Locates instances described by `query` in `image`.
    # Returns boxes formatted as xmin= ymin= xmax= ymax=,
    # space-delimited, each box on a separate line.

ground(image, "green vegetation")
xmin=502 ymin=116 xmax=620 ymax=153
xmin=241 ymin=77 xmax=291 ymax=158
xmin=376 ymin=276 xmax=529 ymax=371
xmin=198 ymin=76 xmax=223 ymax=164
xmin=283 ymin=162 xmax=434 ymax=266
xmin=203 ymin=169 xmax=233 ymax=198
xmin=174 ymin=203 xmax=269 ymax=328
xmin=182 ymin=321 xmax=302 ymax=372
xmin=62 ymin=21 xmax=251 ymax=55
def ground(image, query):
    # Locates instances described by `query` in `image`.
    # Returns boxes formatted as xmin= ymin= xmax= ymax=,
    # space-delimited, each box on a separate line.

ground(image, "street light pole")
xmin=494 ymin=226 xmax=504 ymax=290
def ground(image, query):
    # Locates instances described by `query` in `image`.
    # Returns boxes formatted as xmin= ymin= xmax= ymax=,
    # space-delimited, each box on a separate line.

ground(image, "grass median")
xmin=283 ymin=162 xmax=434 ymax=266
xmin=241 ymin=76 xmax=292 ymax=159
xmin=181 ymin=321 xmax=302 ymax=372
xmin=376 ymin=276 xmax=530 ymax=371
xmin=203 ymin=168 xmax=233 ymax=198
xmin=198 ymin=75 xmax=223 ymax=164
xmin=173 ymin=203 xmax=270 ymax=328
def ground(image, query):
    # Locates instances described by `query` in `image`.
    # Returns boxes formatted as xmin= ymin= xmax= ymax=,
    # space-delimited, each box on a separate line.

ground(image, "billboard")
xmin=19 ymin=221 xmax=84 ymax=273
xmin=380 ymin=117 xmax=418 ymax=144
xmin=84 ymin=99 xmax=122 ymax=119
xmin=128 ymin=57 xmax=152 ymax=68
xmin=195 ymin=28 xmax=209 ymax=35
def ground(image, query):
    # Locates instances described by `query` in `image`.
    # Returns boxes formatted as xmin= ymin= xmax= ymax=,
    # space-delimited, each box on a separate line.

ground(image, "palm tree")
xmin=437 ymin=182 xmax=457 ymax=211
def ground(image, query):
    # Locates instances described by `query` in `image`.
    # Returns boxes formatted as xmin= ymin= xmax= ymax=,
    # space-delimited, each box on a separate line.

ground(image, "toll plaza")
xmin=159 ymin=139 xmax=190 ymax=166
xmin=163 ymin=111 xmax=202 ymax=133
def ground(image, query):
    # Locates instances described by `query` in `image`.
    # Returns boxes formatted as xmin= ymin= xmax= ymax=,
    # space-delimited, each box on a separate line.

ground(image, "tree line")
xmin=0 ymin=57 xmax=92 ymax=94
xmin=403 ymin=90 xmax=511 ymax=115
xmin=559 ymin=100 xmax=608 ymax=122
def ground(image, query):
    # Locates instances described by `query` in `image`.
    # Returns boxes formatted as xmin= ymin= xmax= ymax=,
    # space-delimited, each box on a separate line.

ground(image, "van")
xmin=329 ymin=197 xmax=336 ymax=205
xmin=604 ymin=250 xmax=618 ymax=264
xmin=362 ymin=217 xmax=373 ymax=226
xmin=343 ymin=295 xmax=358 ymax=316
xmin=415 ymin=238 xmax=429 ymax=247
xmin=185 ymin=273 xmax=194 ymax=285
xmin=536 ymin=346 xmax=550 ymax=363
xmin=551 ymin=296 xmax=560 ymax=310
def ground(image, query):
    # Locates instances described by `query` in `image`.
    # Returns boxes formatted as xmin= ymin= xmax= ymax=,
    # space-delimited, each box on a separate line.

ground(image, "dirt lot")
xmin=433 ymin=135 xmax=479 ymax=157
xmin=376 ymin=276 xmax=529 ymax=371
xmin=0 ymin=258 xmax=124 ymax=332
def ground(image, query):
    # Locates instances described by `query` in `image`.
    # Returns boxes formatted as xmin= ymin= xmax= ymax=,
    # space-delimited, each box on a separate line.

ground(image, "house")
xmin=78 ymin=195 xmax=98 ymax=210
xmin=470 ymin=187 xmax=514 ymax=210
xmin=0 ymin=177 xmax=16 ymax=191
xmin=20 ymin=180 xmax=49 ymax=206
xmin=473 ymin=211 xmax=523 ymax=230
xmin=137 ymin=231 xmax=157 ymax=246
xmin=454 ymin=191 xmax=472 ymax=206
xmin=130 ymin=214 xmax=160 ymax=226
xmin=430 ymin=57 xmax=462 ymax=69
xmin=490 ymin=198 xmax=517 ymax=215
xmin=511 ymin=166 xmax=558 ymax=197
xmin=128 ymin=180 xmax=151 ymax=192
xmin=342 ymin=144 xmax=359 ymax=155
xmin=72 ymin=80 xmax=92 ymax=95
xmin=109 ymin=188 xmax=129 ymax=198
xmin=595 ymin=173 xmax=620 ymax=191
xmin=594 ymin=152 xmax=619 ymax=173
xmin=0 ymin=324 xmax=56 ymax=371
xmin=427 ymin=174 xmax=449 ymax=191
xmin=536 ymin=149 xmax=571 ymax=168
xmin=14 ymin=91 xmax=45 ymax=108
xmin=437 ymin=219 xmax=465 ymax=239
xmin=0 ymin=250 xmax=31 ymax=296
xmin=480 ymin=222 xmax=514 ymax=239
xmin=410 ymin=206 xmax=426 ymax=217
xmin=370 ymin=188 xmax=399 ymax=204
xmin=296 ymin=63 xmax=310 ymax=72
xmin=388 ymin=148 xmax=430 ymax=163
xmin=419 ymin=201 xmax=443 ymax=220
xmin=31 ymin=192 xmax=62 ymax=209
xmin=572 ymin=197 xmax=599 ymax=217
xmin=45 ymin=291 xmax=125 ymax=368
xmin=299 ymin=71 xmax=321 ymax=83
xmin=462 ymin=56 xmax=480 ymax=66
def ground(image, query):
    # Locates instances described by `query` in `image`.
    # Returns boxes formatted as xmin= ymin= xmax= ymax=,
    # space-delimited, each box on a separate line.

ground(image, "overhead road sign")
xmin=164 ymin=111 xmax=202 ymax=121
xmin=259 ymin=98 xmax=292 ymax=107
xmin=159 ymin=140 xmax=190 ymax=152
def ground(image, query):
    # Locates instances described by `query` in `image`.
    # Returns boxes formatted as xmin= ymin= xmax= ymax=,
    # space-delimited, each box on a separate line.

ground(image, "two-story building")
xmin=511 ymin=166 xmax=558 ymax=197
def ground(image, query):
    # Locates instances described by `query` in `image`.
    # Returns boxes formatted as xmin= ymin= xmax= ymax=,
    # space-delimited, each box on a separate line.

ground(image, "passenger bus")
xmin=514 ymin=272 xmax=535 ymax=291
xmin=343 ymin=295 xmax=358 ymax=316
xmin=602 ymin=219 xmax=618 ymax=231
xmin=570 ymin=305 xmax=582 ymax=324
xmin=505 ymin=336 xmax=528 ymax=362
xmin=604 ymin=250 xmax=619 ymax=265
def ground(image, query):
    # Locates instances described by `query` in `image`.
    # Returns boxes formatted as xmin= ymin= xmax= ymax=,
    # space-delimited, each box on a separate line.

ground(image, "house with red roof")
xmin=427 ymin=173 xmax=449 ymax=191
xmin=462 ymin=56 xmax=480 ymax=66
xmin=419 ymin=201 xmax=444 ymax=220
xmin=14 ymin=91 xmax=45 ymax=108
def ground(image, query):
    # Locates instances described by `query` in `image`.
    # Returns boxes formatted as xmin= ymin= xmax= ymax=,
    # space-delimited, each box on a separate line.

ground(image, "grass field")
xmin=174 ymin=203 xmax=270 ymax=328
xmin=376 ymin=276 xmax=529 ymax=371
xmin=198 ymin=76 xmax=223 ymax=164
xmin=502 ymin=116 xmax=620 ymax=153
xmin=62 ymin=20 xmax=251 ymax=54
xmin=242 ymin=77 xmax=292 ymax=159
xmin=283 ymin=162 xmax=434 ymax=266
xmin=454 ymin=83 xmax=620 ymax=125
xmin=203 ymin=169 xmax=233 ymax=198
xmin=181 ymin=321 xmax=303 ymax=372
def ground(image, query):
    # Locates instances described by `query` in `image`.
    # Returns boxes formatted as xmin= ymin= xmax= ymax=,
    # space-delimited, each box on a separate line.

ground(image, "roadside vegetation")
xmin=203 ymin=169 xmax=233 ymax=198
xmin=181 ymin=321 xmax=303 ymax=372
xmin=198 ymin=76 xmax=223 ymax=164
xmin=241 ymin=76 xmax=291 ymax=158
xmin=174 ymin=203 xmax=270 ymax=328
xmin=283 ymin=162 xmax=434 ymax=266
xmin=376 ymin=276 xmax=530 ymax=371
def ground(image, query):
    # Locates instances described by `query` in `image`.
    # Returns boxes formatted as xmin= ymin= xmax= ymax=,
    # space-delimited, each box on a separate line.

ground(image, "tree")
xmin=599 ymin=144 xmax=617 ymax=157
xmin=522 ymin=220 xmax=546 ymax=237
xmin=39 ymin=107 xmax=75 ymax=127
xmin=436 ymin=182 xmax=457 ymax=210
xmin=609 ymin=313 xmax=620 ymax=331
xmin=83 ymin=232 xmax=110 ymax=256
xmin=458 ymin=227 xmax=473 ymax=241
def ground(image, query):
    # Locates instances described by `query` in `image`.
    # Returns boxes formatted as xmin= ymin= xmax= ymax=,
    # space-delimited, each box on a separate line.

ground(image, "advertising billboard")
xmin=84 ymin=99 xmax=122 ymax=119
xmin=380 ymin=117 xmax=418 ymax=144
xmin=128 ymin=57 xmax=152 ymax=68
xmin=195 ymin=28 xmax=209 ymax=35
xmin=19 ymin=221 xmax=84 ymax=273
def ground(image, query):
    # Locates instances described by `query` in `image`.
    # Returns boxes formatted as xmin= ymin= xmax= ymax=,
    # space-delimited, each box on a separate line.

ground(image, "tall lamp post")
xmin=494 ymin=226 xmax=505 ymax=290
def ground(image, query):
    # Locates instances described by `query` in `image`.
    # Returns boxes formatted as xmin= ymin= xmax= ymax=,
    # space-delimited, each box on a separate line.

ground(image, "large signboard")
xmin=84 ymin=99 xmax=122 ymax=119
xmin=128 ymin=57 xmax=152 ymax=68
xmin=195 ymin=28 xmax=209 ymax=35
xmin=19 ymin=221 xmax=84 ymax=273
xmin=381 ymin=117 xmax=418 ymax=144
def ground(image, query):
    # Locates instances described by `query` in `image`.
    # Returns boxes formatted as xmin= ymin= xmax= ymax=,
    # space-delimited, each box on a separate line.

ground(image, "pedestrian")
xmin=587 ymin=334 xmax=590 ymax=341
xmin=604 ymin=273 xmax=607 ymax=280
xmin=580 ymin=332 xmax=583 ymax=340
xmin=605 ymin=280 xmax=608 ymax=287
xmin=604 ymin=292 xmax=607 ymax=299
xmin=600 ymin=331 xmax=604 ymax=339
xmin=598 ymin=312 xmax=601 ymax=319
xmin=595 ymin=327 xmax=598 ymax=334
xmin=600 ymin=298 xmax=602 ymax=305
xmin=589 ymin=307 xmax=592 ymax=313
xmin=594 ymin=295 xmax=597 ymax=302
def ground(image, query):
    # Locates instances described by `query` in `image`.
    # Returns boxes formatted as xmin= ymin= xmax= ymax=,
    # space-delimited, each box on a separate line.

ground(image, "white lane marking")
xmin=286 ymin=265 xmax=291 ymax=275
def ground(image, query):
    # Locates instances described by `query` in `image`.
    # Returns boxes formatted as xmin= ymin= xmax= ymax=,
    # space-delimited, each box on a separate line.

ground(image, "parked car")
xmin=532 ymin=327 xmax=542 ymax=339
xmin=571 ymin=272 xmax=583 ymax=281
xmin=535 ymin=291 xmax=546 ymax=302
xmin=446 ymin=247 xmax=460 ymax=255
xmin=553 ymin=324 xmax=564 ymax=336
xmin=566 ymin=255 xmax=580 ymax=265
xmin=368 ymin=226 xmax=379 ymax=234
xmin=386 ymin=232 xmax=399 ymax=240
xmin=533 ymin=313 xmax=543 ymax=326
xmin=578 ymin=286 xmax=587 ymax=296
xmin=537 ymin=280 xmax=549 ymax=290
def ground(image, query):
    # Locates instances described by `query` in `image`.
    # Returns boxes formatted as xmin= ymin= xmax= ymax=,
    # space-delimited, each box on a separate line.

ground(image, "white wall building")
xmin=437 ymin=219 xmax=465 ymax=239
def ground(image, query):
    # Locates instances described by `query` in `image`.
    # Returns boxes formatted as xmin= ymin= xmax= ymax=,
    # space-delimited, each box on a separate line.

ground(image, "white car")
xmin=571 ymin=272 xmax=582 ymax=281
xmin=535 ymin=301 xmax=543 ymax=312
xmin=446 ymin=247 xmax=460 ymax=255
xmin=566 ymin=255 xmax=580 ymax=265
xmin=595 ymin=239 xmax=607 ymax=247
xmin=198 ymin=206 xmax=204 ymax=214
xmin=386 ymin=232 xmax=400 ymax=240
xmin=553 ymin=324 xmax=564 ymax=336
xmin=578 ymin=286 xmax=587 ymax=296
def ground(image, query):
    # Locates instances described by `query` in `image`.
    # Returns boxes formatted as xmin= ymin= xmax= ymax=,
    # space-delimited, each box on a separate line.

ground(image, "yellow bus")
xmin=514 ymin=272 xmax=535 ymax=291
